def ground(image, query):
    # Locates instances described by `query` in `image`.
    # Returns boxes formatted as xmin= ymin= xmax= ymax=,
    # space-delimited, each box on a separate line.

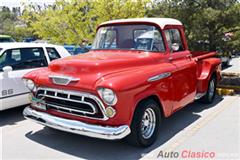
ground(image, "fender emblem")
xmin=148 ymin=72 xmax=171 ymax=82
xmin=49 ymin=75 xmax=80 ymax=85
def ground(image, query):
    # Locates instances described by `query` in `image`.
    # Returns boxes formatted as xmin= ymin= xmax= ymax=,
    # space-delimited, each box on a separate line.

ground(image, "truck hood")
xmin=49 ymin=50 xmax=156 ymax=74
xmin=44 ymin=50 xmax=157 ymax=89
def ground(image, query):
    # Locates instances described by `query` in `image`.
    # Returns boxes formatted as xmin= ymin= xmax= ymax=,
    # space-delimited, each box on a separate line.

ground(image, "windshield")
xmin=92 ymin=24 xmax=165 ymax=52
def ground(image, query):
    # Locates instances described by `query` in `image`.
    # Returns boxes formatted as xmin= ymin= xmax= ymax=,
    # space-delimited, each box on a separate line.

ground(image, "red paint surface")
xmin=24 ymin=19 xmax=221 ymax=126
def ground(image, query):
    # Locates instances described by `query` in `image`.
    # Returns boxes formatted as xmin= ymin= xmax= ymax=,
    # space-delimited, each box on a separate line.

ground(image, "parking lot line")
xmin=141 ymin=96 xmax=239 ymax=159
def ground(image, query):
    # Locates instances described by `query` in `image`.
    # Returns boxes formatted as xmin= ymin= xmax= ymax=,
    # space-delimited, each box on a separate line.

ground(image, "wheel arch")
xmin=132 ymin=95 xmax=166 ymax=121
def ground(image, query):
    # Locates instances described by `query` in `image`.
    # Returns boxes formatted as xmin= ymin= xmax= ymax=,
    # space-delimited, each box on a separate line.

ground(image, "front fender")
xmin=23 ymin=67 xmax=48 ymax=81
xmin=94 ymin=63 xmax=176 ymax=125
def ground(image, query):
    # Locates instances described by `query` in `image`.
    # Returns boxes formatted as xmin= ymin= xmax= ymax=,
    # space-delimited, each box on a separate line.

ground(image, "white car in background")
xmin=0 ymin=43 xmax=71 ymax=111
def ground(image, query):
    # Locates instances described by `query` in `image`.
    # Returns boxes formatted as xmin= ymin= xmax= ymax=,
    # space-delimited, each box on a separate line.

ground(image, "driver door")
xmin=164 ymin=29 xmax=197 ymax=112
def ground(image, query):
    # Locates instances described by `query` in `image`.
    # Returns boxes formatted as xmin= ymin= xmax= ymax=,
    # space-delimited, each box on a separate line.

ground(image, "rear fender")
xmin=197 ymin=58 xmax=221 ymax=92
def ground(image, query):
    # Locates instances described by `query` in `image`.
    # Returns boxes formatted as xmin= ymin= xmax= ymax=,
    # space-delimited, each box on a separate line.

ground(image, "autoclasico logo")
xmin=157 ymin=150 xmax=216 ymax=159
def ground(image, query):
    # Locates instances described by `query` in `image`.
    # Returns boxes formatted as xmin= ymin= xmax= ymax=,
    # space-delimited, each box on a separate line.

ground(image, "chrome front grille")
xmin=35 ymin=87 xmax=108 ymax=120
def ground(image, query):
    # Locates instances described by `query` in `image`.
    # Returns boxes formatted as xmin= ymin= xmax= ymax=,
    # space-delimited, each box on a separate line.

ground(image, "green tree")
xmin=149 ymin=0 xmax=240 ymax=51
xmin=22 ymin=0 xmax=149 ymax=45
xmin=0 ymin=7 xmax=16 ymax=35
xmin=0 ymin=6 xmax=35 ymax=41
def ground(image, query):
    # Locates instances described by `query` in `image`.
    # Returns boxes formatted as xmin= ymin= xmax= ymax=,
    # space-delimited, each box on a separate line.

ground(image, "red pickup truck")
xmin=23 ymin=18 xmax=221 ymax=147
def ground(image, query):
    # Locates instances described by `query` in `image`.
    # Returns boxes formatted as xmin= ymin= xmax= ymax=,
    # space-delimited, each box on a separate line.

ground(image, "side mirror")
xmin=171 ymin=43 xmax=180 ymax=52
xmin=3 ymin=66 xmax=13 ymax=74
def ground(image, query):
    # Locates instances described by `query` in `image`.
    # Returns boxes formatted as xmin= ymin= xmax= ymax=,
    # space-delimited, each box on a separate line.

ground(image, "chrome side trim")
xmin=36 ymin=87 xmax=109 ymax=121
xmin=195 ymin=92 xmax=207 ymax=100
xmin=148 ymin=72 xmax=171 ymax=82
xmin=49 ymin=75 xmax=80 ymax=85
xmin=23 ymin=107 xmax=131 ymax=140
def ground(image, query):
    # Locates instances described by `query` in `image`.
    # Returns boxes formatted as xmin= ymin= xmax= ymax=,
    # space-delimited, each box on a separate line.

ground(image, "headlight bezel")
xmin=23 ymin=78 xmax=36 ymax=91
xmin=97 ymin=87 xmax=118 ymax=106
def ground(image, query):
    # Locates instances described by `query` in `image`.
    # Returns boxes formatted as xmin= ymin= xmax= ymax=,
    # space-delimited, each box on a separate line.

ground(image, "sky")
xmin=0 ymin=0 xmax=56 ymax=9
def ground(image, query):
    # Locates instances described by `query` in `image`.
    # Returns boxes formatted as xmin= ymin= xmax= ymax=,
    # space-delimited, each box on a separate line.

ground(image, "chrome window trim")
xmin=36 ymin=87 xmax=109 ymax=120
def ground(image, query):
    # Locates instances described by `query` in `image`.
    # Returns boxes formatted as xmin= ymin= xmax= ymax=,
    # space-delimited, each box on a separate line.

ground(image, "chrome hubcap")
xmin=209 ymin=79 xmax=215 ymax=99
xmin=141 ymin=108 xmax=156 ymax=139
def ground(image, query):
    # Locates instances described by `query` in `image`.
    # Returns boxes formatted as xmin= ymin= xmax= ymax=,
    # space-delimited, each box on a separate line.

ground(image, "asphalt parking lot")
xmin=1 ymin=95 xmax=239 ymax=160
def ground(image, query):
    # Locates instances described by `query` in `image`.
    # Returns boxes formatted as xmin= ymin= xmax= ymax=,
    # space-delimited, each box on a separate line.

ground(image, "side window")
xmin=152 ymin=30 xmax=165 ymax=52
xmin=46 ymin=47 xmax=61 ymax=61
xmin=0 ymin=51 xmax=6 ymax=64
xmin=0 ymin=49 xmax=21 ymax=71
xmin=0 ymin=48 xmax=47 ymax=71
xmin=11 ymin=49 xmax=21 ymax=61
xmin=164 ymin=29 xmax=184 ymax=52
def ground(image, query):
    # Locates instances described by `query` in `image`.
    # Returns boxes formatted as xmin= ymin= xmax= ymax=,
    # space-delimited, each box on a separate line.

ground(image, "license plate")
xmin=32 ymin=97 xmax=46 ymax=110
xmin=35 ymin=103 xmax=47 ymax=110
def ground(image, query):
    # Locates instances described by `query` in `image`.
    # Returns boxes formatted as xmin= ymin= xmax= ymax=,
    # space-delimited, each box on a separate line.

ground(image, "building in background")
xmin=0 ymin=0 xmax=56 ymax=13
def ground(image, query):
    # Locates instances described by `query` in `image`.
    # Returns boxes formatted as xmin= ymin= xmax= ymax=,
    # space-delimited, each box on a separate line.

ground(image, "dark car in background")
xmin=0 ymin=35 xmax=15 ymax=42
xmin=232 ymin=50 xmax=240 ymax=57
xmin=216 ymin=47 xmax=232 ymax=67
xmin=63 ymin=45 xmax=91 ymax=55
xmin=194 ymin=40 xmax=232 ymax=67
xmin=23 ymin=37 xmax=37 ymax=42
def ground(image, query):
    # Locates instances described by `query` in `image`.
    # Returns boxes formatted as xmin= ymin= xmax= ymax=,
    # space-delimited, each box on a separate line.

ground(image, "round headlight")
xmin=23 ymin=79 xmax=35 ymax=91
xmin=98 ymin=88 xmax=117 ymax=105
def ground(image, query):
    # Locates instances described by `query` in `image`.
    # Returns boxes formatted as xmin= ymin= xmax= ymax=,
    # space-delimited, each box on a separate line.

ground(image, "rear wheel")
xmin=200 ymin=76 xmax=217 ymax=104
xmin=126 ymin=99 xmax=161 ymax=147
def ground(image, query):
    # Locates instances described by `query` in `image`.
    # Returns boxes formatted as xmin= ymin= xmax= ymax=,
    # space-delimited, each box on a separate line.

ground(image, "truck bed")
xmin=191 ymin=51 xmax=216 ymax=60
xmin=191 ymin=51 xmax=221 ymax=93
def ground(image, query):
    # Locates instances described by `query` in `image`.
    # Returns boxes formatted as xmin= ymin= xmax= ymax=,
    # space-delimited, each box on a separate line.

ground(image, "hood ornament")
xmin=49 ymin=75 xmax=80 ymax=85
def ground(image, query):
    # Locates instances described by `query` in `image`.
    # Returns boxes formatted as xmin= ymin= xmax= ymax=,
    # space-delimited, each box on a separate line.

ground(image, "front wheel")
xmin=200 ymin=76 xmax=217 ymax=104
xmin=126 ymin=99 xmax=161 ymax=147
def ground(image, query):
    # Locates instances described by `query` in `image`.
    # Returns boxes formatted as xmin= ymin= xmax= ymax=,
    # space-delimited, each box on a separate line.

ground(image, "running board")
xmin=195 ymin=92 xmax=206 ymax=100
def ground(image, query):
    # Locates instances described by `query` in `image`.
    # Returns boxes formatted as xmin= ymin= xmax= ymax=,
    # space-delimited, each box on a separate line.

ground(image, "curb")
xmin=217 ymin=72 xmax=240 ymax=95
xmin=216 ymin=87 xmax=235 ymax=96
xmin=221 ymin=72 xmax=240 ymax=77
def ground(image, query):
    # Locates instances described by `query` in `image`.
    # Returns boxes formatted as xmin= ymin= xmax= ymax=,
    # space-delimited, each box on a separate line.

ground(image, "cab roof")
xmin=100 ymin=18 xmax=182 ymax=29
xmin=0 ymin=42 xmax=61 ymax=50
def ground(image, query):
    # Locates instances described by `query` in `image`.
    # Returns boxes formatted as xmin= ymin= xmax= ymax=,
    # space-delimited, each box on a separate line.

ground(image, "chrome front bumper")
xmin=23 ymin=107 xmax=131 ymax=140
